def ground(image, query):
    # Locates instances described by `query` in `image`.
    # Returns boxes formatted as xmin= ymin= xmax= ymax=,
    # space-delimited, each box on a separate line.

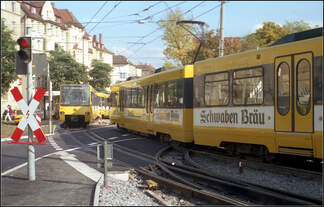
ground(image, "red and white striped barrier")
xmin=9 ymin=87 xmax=47 ymax=144
xmin=36 ymin=113 xmax=41 ymax=126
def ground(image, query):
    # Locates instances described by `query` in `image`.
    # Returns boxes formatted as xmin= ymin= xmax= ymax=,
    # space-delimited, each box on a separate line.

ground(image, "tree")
xmin=187 ymin=29 xmax=242 ymax=61
xmin=240 ymin=33 xmax=262 ymax=51
xmin=254 ymin=22 xmax=287 ymax=46
xmin=1 ymin=22 xmax=18 ymax=96
xmin=158 ymin=10 xmax=196 ymax=65
xmin=241 ymin=22 xmax=287 ymax=51
xmin=282 ymin=20 xmax=312 ymax=34
xmin=48 ymin=47 xmax=88 ymax=90
xmin=162 ymin=60 xmax=176 ymax=68
xmin=89 ymin=59 xmax=112 ymax=93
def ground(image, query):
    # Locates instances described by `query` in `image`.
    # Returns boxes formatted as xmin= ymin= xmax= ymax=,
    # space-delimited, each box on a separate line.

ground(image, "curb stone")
xmin=93 ymin=174 xmax=104 ymax=206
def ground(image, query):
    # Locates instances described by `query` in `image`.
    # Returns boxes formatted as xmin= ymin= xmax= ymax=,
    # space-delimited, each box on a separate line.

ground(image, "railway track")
xmin=156 ymin=146 xmax=322 ymax=205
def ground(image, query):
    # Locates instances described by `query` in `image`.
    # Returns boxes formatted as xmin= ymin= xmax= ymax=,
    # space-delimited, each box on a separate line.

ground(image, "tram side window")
xmin=233 ymin=68 xmax=263 ymax=105
xmin=277 ymin=63 xmax=290 ymax=115
xmin=167 ymin=80 xmax=184 ymax=107
xmin=125 ymin=88 xmax=132 ymax=107
xmin=137 ymin=88 xmax=144 ymax=107
xmin=110 ymin=93 xmax=118 ymax=107
xmin=314 ymin=57 xmax=322 ymax=104
xmin=296 ymin=59 xmax=311 ymax=115
xmin=131 ymin=88 xmax=138 ymax=107
xmin=205 ymin=72 xmax=229 ymax=106
xmin=194 ymin=75 xmax=205 ymax=107
xmin=155 ymin=83 xmax=166 ymax=108
xmin=91 ymin=92 xmax=95 ymax=105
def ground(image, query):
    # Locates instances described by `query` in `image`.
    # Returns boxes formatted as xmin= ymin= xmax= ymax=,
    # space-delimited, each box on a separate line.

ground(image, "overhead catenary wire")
xmin=88 ymin=1 xmax=122 ymax=34
xmin=83 ymin=1 xmax=108 ymax=29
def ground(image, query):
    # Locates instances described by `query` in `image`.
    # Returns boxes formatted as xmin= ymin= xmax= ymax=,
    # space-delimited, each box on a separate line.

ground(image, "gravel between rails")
xmin=190 ymin=153 xmax=323 ymax=200
xmin=98 ymin=170 xmax=198 ymax=206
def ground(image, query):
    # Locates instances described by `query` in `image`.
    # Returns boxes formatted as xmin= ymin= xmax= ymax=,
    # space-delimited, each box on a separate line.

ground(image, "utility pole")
xmin=219 ymin=1 xmax=225 ymax=57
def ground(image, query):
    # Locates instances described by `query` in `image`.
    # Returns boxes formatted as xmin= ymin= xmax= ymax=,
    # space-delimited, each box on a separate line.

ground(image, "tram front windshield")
xmin=60 ymin=86 xmax=90 ymax=106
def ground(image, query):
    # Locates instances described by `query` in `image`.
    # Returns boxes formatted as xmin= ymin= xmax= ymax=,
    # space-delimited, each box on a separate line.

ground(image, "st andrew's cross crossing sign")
xmin=9 ymin=87 xmax=48 ymax=145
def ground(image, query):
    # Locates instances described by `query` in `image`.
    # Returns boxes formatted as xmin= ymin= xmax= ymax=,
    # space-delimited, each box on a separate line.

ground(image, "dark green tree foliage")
xmin=48 ymin=47 xmax=88 ymax=90
xmin=89 ymin=59 xmax=112 ymax=93
xmin=1 ymin=23 xmax=18 ymax=95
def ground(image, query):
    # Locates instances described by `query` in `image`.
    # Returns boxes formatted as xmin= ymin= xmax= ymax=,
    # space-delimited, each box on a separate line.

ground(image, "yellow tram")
xmin=59 ymin=84 xmax=109 ymax=127
xmin=109 ymin=28 xmax=323 ymax=160
xmin=193 ymin=28 xmax=323 ymax=159
xmin=110 ymin=65 xmax=194 ymax=143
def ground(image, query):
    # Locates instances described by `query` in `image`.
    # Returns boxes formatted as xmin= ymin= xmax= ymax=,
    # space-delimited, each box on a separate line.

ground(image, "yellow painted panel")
xmin=184 ymin=65 xmax=194 ymax=78
xmin=193 ymin=126 xmax=277 ymax=153
xmin=313 ymin=131 xmax=323 ymax=159
xmin=277 ymin=133 xmax=313 ymax=149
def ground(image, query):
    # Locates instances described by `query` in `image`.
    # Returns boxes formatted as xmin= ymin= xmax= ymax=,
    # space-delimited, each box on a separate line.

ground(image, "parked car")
xmin=14 ymin=109 xmax=43 ymax=125
xmin=14 ymin=110 xmax=24 ymax=124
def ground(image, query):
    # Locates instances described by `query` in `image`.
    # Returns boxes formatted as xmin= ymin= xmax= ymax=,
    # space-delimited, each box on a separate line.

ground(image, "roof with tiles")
xmin=21 ymin=1 xmax=83 ymax=29
xmin=113 ymin=55 xmax=130 ymax=65
xmin=54 ymin=9 xmax=83 ymax=29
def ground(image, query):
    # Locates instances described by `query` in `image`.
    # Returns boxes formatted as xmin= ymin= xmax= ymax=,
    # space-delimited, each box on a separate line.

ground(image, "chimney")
xmin=99 ymin=33 xmax=103 ymax=49
xmin=51 ymin=3 xmax=55 ymax=8
xmin=93 ymin=35 xmax=96 ymax=47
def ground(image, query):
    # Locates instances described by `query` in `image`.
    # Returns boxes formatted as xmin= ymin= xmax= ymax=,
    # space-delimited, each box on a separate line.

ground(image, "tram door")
xmin=275 ymin=53 xmax=314 ymax=153
xmin=145 ymin=85 xmax=154 ymax=134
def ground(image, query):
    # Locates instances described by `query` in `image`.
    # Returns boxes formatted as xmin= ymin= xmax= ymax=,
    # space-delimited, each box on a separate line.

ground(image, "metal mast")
xmin=219 ymin=1 xmax=225 ymax=57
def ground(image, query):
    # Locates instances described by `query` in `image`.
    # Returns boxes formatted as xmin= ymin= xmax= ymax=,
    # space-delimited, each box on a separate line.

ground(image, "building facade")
xmin=1 ymin=1 xmax=114 ymax=116
xmin=111 ymin=55 xmax=142 ymax=86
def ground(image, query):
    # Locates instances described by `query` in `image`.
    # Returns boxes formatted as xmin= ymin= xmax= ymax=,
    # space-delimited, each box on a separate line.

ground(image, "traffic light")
xmin=17 ymin=37 xmax=32 ymax=63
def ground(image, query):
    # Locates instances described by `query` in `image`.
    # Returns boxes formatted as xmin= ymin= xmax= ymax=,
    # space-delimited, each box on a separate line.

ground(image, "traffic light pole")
xmin=27 ymin=60 xmax=36 ymax=181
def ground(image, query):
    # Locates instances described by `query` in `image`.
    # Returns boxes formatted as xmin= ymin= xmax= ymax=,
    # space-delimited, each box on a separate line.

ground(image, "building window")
xmin=11 ymin=21 xmax=16 ymax=33
xmin=26 ymin=27 xmax=32 ymax=35
xmin=37 ymin=40 xmax=41 ymax=50
xmin=120 ymin=73 xmax=126 ymax=79
xmin=1 ymin=2 xmax=6 ymax=10
xmin=11 ymin=2 xmax=15 ymax=12
xmin=31 ymin=7 xmax=36 ymax=14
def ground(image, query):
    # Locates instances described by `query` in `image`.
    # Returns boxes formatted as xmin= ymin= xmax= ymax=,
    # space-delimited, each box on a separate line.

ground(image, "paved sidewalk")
xmin=1 ymin=153 xmax=96 ymax=206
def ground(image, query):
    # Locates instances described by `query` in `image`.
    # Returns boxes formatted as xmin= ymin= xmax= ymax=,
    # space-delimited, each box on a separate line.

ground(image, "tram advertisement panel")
xmin=194 ymin=107 xmax=274 ymax=129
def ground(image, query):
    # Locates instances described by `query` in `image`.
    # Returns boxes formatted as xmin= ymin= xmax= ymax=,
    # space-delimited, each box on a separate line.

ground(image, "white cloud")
xmin=251 ymin=24 xmax=263 ymax=33
xmin=308 ymin=21 xmax=323 ymax=28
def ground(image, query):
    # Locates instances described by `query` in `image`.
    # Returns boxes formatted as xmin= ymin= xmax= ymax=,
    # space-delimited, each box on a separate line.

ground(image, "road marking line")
xmin=108 ymin=137 xmax=118 ymax=140
xmin=57 ymin=151 xmax=102 ymax=182
xmin=1 ymin=146 xmax=80 ymax=176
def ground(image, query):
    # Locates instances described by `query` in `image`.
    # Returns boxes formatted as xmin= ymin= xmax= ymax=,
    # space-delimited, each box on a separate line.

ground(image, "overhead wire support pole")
xmin=176 ymin=20 xmax=206 ymax=64
xmin=219 ymin=1 xmax=225 ymax=57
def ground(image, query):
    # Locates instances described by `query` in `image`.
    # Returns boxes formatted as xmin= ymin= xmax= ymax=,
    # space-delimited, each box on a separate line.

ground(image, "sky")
xmin=53 ymin=1 xmax=323 ymax=68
